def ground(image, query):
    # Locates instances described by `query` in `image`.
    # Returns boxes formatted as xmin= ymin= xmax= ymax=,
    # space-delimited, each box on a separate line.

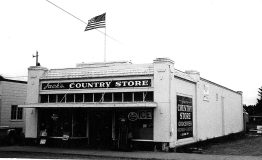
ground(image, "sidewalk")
xmin=0 ymin=145 xmax=262 ymax=160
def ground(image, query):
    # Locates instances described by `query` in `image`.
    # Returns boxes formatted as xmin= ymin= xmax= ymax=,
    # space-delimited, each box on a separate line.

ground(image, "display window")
xmin=40 ymin=92 xmax=153 ymax=103
xmin=38 ymin=108 xmax=87 ymax=138
xmin=116 ymin=109 xmax=153 ymax=140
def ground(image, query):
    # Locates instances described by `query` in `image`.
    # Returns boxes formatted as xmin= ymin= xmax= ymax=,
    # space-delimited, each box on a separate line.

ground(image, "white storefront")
xmin=21 ymin=58 xmax=243 ymax=150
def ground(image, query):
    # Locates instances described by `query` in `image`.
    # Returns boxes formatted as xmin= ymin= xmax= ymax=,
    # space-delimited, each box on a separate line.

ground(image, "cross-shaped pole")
xmin=33 ymin=51 xmax=40 ymax=66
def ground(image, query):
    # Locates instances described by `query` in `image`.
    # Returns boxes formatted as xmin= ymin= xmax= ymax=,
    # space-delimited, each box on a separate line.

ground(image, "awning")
xmin=19 ymin=102 xmax=157 ymax=108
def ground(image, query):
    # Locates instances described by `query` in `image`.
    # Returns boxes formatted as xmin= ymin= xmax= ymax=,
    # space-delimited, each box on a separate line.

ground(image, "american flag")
xmin=85 ymin=13 xmax=106 ymax=31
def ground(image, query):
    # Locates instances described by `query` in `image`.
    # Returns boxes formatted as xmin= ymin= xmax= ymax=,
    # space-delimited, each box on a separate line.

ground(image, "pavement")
xmin=0 ymin=145 xmax=262 ymax=160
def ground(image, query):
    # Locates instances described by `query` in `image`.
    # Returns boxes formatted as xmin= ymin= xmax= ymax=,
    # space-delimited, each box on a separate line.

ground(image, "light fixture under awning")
xmin=19 ymin=102 xmax=157 ymax=108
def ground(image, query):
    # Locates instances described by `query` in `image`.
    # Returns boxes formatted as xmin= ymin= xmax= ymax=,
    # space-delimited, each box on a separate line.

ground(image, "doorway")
xmin=89 ymin=110 xmax=112 ymax=148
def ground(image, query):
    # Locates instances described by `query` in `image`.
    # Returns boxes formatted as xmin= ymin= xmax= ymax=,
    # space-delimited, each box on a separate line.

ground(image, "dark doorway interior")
xmin=89 ymin=109 xmax=112 ymax=148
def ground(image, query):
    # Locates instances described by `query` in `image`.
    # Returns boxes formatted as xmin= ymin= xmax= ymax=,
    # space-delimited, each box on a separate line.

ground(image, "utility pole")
xmin=33 ymin=51 xmax=40 ymax=66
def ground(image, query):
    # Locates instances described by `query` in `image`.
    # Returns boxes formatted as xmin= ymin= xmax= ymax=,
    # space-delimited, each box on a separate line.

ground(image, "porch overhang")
xmin=19 ymin=102 xmax=157 ymax=108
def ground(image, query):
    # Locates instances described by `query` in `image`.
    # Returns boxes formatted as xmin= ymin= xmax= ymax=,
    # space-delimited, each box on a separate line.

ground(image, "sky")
xmin=0 ymin=0 xmax=262 ymax=105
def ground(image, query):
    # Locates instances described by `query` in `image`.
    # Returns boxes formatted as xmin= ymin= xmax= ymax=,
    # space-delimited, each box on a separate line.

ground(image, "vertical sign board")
xmin=177 ymin=95 xmax=193 ymax=139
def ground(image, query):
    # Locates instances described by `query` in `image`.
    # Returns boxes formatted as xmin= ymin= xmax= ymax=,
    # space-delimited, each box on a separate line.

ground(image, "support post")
xmin=104 ymin=27 xmax=107 ymax=62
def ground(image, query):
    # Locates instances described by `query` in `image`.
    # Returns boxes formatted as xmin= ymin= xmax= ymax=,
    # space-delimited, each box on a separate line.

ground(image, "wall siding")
xmin=0 ymin=81 xmax=26 ymax=130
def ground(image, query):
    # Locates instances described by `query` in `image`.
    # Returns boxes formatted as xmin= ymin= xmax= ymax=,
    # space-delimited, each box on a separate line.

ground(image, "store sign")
xmin=138 ymin=110 xmax=152 ymax=119
xmin=128 ymin=112 xmax=138 ymax=121
xmin=203 ymin=84 xmax=209 ymax=101
xmin=42 ymin=79 xmax=151 ymax=90
xmin=128 ymin=110 xmax=152 ymax=121
xmin=177 ymin=95 xmax=193 ymax=139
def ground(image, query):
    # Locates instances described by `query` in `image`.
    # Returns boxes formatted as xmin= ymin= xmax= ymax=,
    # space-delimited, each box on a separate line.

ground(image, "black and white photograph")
xmin=0 ymin=0 xmax=262 ymax=159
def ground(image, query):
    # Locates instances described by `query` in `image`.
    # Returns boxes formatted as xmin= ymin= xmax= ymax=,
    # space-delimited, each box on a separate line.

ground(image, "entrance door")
xmin=89 ymin=110 xmax=112 ymax=148
xmin=117 ymin=117 xmax=130 ymax=150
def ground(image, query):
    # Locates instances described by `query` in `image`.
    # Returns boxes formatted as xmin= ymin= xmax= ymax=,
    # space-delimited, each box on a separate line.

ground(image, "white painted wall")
xmin=196 ymin=79 xmax=243 ymax=141
xmin=153 ymin=58 xmax=174 ymax=142
xmin=0 ymin=81 xmax=27 ymax=130
xmin=25 ymin=66 xmax=47 ymax=138
xmin=169 ymin=70 xmax=242 ymax=147
xmin=172 ymin=77 xmax=196 ymax=147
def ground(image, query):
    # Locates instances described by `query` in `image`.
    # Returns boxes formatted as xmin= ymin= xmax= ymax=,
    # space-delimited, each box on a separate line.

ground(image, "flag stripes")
xmin=85 ymin=13 xmax=106 ymax=31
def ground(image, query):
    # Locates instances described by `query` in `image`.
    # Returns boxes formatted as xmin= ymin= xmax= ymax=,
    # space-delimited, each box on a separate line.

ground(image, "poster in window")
xmin=177 ymin=95 xmax=193 ymax=139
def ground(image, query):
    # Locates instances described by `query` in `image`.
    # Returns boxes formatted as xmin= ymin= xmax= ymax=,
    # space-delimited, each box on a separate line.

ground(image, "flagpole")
xmin=104 ymin=25 xmax=106 ymax=62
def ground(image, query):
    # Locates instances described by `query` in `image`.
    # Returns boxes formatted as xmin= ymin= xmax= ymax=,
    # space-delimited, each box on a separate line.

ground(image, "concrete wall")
xmin=153 ymin=58 xmax=174 ymax=142
xmin=25 ymin=66 xmax=47 ymax=138
xmin=196 ymin=79 xmax=243 ymax=141
xmin=0 ymin=81 xmax=27 ymax=130
xmin=172 ymin=77 xmax=196 ymax=147
xmin=170 ymin=70 xmax=242 ymax=147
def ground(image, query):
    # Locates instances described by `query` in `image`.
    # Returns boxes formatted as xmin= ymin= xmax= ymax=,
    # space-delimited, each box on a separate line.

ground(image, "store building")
xmin=0 ymin=76 xmax=27 ymax=131
xmin=20 ymin=58 xmax=243 ymax=150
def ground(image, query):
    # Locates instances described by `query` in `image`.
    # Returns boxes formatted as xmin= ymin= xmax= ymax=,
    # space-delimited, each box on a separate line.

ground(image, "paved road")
xmin=0 ymin=151 xmax=123 ymax=159
xmin=1 ymin=146 xmax=262 ymax=160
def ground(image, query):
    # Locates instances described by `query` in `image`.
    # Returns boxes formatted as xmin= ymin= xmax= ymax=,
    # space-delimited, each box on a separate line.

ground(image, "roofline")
xmin=0 ymin=78 xmax=27 ymax=84
xmin=200 ymin=77 xmax=241 ymax=95
xmin=174 ymin=75 xmax=196 ymax=84
xmin=40 ymin=74 xmax=153 ymax=81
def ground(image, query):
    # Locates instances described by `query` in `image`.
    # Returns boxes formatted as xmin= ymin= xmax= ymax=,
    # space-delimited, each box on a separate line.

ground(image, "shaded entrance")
xmin=89 ymin=110 xmax=113 ymax=148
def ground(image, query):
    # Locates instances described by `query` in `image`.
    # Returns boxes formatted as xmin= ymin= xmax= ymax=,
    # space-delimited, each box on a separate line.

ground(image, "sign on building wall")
xmin=42 ymin=79 xmax=151 ymax=90
xmin=128 ymin=110 xmax=153 ymax=121
xmin=177 ymin=95 xmax=193 ymax=139
xmin=203 ymin=84 xmax=209 ymax=101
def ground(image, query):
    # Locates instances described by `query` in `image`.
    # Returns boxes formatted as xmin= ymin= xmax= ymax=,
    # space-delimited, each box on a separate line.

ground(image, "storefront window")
xmin=123 ymin=92 xmax=133 ymax=102
xmin=38 ymin=108 xmax=87 ymax=138
xmin=144 ymin=92 xmax=153 ymax=102
xmin=57 ymin=94 xmax=65 ymax=103
xmin=134 ymin=92 xmax=143 ymax=101
xmin=84 ymin=93 xmax=93 ymax=102
xmin=94 ymin=93 xmax=103 ymax=102
xmin=75 ymin=94 xmax=83 ymax=102
xmin=66 ymin=94 xmax=74 ymax=102
xmin=40 ymin=91 xmax=154 ymax=103
xmin=40 ymin=94 xmax=48 ymax=103
xmin=114 ymin=93 xmax=122 ymax=102
xmin=116 ymin=109 xmax=153 ymax=140
xmin=49 ymin=94 xmax=56 ymax=103
xmin=104 ymin=93 xmax=112 ymax=102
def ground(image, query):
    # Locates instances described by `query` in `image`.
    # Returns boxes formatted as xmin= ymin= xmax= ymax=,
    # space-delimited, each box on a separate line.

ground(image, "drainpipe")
xmin=185 ymin=70 xmax=200 ymax=141
xmin=169 ymin=65 xmax=172 ymax=139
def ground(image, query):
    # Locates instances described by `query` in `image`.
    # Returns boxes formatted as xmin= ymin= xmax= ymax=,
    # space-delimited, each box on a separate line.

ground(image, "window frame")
xmin=11 ymin=105 xmax=23 ymax=120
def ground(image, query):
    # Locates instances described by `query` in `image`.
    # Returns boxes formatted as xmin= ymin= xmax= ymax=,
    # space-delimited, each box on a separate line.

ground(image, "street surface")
xmin=0 ymin=151 xmax=126 ymax=159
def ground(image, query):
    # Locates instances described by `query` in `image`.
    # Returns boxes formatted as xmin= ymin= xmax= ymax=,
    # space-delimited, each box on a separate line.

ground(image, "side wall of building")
xmin=196 ymin=79 xmax=243 ymax=141
xmin=0 ymin=81 xmax=27 ymax=130
xmin=172 ymin=77 xmax=196 ymax=147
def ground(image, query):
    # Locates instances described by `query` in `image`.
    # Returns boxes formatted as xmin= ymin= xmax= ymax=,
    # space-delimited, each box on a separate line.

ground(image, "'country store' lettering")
xmin=69 ymin=81 xmax=112 ymax=89
xmin=42 ymin=79 xmax=151 ymax=90
xmin=69 ymin=80 xmax=149 ymax=89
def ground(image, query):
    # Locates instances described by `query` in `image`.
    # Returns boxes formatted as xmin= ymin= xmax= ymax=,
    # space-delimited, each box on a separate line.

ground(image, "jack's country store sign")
xmin=177 ymin=95 xmax=193 ymax=139
xmin=42 ymin=79 xmax=151 ymax=90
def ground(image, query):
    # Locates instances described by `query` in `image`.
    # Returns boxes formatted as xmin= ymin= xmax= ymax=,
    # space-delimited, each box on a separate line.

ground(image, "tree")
xmin=254 ymin=87 xmax=262 ymax=114
xmin=257 ymin=87 xmax=262 ymax=106
xmin=244 ymin=104 xmax=255 ymax=115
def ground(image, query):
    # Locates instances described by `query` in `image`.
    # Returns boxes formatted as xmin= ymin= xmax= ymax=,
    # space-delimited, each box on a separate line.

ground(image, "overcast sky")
xmin=0 ymin=0 xmax=261 ymax=105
